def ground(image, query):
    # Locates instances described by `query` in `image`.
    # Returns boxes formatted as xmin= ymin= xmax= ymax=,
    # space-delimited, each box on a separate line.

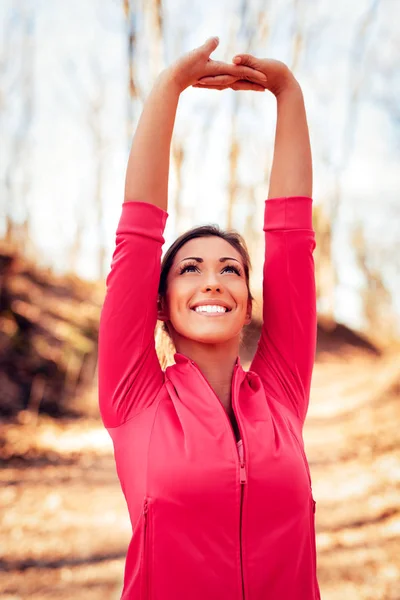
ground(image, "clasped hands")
xmin=167 ymin=37 xmax=296 ymax=97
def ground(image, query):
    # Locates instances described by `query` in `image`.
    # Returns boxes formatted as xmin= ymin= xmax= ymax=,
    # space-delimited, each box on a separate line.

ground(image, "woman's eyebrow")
xmin=178 ymin=256 xmax=241 ymax=264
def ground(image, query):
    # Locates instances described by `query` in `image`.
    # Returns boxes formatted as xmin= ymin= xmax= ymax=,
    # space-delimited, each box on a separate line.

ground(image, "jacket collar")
xmin=166 ymin=352 xmax=246 ymax=407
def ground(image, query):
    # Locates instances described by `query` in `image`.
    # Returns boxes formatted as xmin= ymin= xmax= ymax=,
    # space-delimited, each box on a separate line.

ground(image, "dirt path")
xmin=1 ymin=350 xmax=399 ymax=599
xmin=304 ymin=352 xmax=400 ymax=600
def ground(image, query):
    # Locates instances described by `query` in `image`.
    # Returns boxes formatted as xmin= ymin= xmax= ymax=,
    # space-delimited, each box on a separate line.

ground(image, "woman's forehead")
xmin=174 ymin=237 xmax=242 ymax=263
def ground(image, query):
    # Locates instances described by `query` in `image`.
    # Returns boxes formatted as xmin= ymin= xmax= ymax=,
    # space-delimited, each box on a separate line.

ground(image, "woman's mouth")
xmin=191 ymin=305 xmax=231 ymax=316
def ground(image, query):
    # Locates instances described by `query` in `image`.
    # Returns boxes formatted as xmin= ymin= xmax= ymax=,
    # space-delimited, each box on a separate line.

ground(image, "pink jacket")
xmin=98 ymin=196 xmax=320 ymax=599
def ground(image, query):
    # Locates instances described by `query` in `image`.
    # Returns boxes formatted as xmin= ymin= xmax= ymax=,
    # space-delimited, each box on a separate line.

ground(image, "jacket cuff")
xmin=117 ymin=200 xmax=169 ymax=242
xmin=264 ymin=197 xmax=313 ymax=231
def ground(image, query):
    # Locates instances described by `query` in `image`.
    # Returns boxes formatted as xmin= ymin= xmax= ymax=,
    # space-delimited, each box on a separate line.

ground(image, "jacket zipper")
xmin=234 ymin=368 xmax=247 ymax=600
xmin=190 ymin=360 xmax=247 ymax=599
xmin=310 ymin=498 xmax=321 ymax=599
xmin=239 ymin=451 xmax=247 ymax=599
xmin=141 ymin=498 xmax=151 ymax=599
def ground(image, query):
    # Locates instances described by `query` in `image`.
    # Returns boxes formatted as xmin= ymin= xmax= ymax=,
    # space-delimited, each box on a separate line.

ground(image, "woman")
xmin=98 ymin=36 xmax=320 ymax=600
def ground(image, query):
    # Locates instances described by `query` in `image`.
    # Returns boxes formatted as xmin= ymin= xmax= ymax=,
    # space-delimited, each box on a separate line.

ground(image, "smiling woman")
xmin=98 ymin=37 xmax=319 ymax=600
xmin=157 ymin=223 xmax=254 ymax=348
xmin=157 ymin=231 xmax=253 ymax=370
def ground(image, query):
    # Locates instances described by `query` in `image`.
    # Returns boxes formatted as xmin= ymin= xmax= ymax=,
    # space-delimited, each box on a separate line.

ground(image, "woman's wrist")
xmin=272 ymin=69 xmax=300 ymax=98
xmin=157 ymin=67 xmax=186 ymax=95
xmin=275 ymin=78 xmax=303 ymax=103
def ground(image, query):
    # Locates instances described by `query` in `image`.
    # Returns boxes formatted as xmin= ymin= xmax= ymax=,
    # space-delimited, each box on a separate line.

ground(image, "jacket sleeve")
xmin=249 ymin=196 xmax=317 ymax=425
xmin=98 ymin=201 xmax=168 ymax=428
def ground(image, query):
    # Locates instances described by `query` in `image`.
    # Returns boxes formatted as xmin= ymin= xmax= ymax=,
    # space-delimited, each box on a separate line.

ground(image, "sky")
xmin=0 ymin=0 xmax=399 ymax=336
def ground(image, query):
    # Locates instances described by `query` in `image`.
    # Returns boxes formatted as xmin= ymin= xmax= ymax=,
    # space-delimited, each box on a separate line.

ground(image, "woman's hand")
xmin=194 ymin=55 xmax=298 ymax=96
xmin=165 ymin=38 xmax=269 ymax=93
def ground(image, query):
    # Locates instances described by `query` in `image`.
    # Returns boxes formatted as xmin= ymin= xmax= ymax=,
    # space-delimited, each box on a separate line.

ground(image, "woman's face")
xmin=159 ymin=236 xmax=252 ymax=346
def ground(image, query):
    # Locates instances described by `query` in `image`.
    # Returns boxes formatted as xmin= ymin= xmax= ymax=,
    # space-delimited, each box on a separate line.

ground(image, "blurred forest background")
xmin=0 ymin=0 xmax=399 ymax=599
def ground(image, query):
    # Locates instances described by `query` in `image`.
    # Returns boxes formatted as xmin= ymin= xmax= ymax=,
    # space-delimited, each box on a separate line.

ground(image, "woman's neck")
xmin=174 ymin=338 xmax=239 ymax=413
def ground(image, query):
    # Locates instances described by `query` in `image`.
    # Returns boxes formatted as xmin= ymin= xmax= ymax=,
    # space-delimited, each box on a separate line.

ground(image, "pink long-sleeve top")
xmin=98 ymin=196 xmax=320 ymax=600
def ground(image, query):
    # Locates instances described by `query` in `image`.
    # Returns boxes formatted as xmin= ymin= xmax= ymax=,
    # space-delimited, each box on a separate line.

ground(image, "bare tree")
xmin=123 ymin=0 xmax=141 ymax=139
xmin=326 ymin=0 xmax=381 ymax=324
xmin=171 ymin=139 xmax=184 ymax=230
xmin=0 ymin=1 xmax=35 ymax=255
xmin=68 ymin=206 xmax=84 ymax=274
xmin=363 ymin=10 xmax=400 ymax=337
xmin=226 ymin=0 xmax=254 ymax=231
xmin=61 ymin=49 xmax=109 ymax=280
xmin=145 ymin=0 xmax=164 ymax=81
xmin=88 ymin=58 xmax=108 ymax=280
xmin=351 ymin=222 xmax=397 ymax=343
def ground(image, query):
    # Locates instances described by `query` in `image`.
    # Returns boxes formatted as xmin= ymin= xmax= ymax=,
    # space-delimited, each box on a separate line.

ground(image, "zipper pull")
xmin=240 ymin=460 xmax=247 ymax=484
xmin=143 ymin=498 xmax=149 ymax=515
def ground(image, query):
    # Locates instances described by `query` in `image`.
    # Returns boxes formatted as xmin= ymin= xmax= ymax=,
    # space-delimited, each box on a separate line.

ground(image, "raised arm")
xmin=98 ymin=40 xmax=268 ymax=428
xmin=98 ymin=67 xmax=181 ymax=427
xmin=233 ymin=57 xmax=316 ymax=425
xmin=266 ymin=63 xmax=312 ymax=199
xmin=124 ymin=37 xmax=270 ymax=209
xmin=123 ymin=70 xmax=180 ymax=210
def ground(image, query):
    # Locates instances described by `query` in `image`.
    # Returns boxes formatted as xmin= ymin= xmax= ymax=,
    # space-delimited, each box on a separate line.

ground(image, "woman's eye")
xmin=223 ymin=266 xmax=240 ymax=275
xmin=180 ymin=265 xmax=197 ymax=275
xmin=180 ymin=264 xmax=241 ymax=275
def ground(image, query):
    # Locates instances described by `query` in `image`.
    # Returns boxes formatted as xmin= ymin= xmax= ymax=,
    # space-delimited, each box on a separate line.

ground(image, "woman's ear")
xmin=245 ymin=299 xmax=252 ymax=325
xmin=157 ymin=296 xmax=168 ymax=321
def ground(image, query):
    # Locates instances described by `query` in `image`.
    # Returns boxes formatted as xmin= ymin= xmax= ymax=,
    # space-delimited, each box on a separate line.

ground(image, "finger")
xmin=232 ymin=53 xmax=260 ymax=69
xmin=230 ymin=80 xmax=266 ymax=92
xmin=192 ymin=84 xmax=225 ymax=91
xmin=207 ymin=61 xmax=267 ymax=84
xmin=199 ymin=36 xmax=220 ymax=57
xmin=197 ymin=72 xmax=267 ymax=89
xmin=192 ymin=81 xmax=265 ymax=92
xmin=236 ymin=65 xmax=267 ymax=83
xmin=197 ymin=74 xmax=238 ymax=85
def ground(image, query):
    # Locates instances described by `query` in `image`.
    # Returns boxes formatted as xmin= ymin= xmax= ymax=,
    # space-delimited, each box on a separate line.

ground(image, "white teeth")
xmin=194 ymin=305 xmax=227 ymax=314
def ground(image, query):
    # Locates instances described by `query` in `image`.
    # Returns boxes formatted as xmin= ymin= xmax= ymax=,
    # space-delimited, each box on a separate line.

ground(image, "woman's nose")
xmin=204 ymin=282 xmax=223 ymax=293
xmin=202 ymin=271 xmax=224 ymax=293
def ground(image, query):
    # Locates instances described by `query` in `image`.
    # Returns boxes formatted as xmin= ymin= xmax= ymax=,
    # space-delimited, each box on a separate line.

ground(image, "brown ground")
xmin=1 ymin=347 xmax=399 ymax=600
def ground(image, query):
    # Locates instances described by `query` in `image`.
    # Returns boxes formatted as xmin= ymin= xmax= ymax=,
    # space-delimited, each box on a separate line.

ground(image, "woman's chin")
xmin=183 ymin=327 xmax=237 ymax=345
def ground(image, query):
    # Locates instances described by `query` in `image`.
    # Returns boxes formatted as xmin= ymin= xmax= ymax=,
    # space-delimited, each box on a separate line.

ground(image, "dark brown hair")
xmin=158 ymin=224 xmax=254 ymax=337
